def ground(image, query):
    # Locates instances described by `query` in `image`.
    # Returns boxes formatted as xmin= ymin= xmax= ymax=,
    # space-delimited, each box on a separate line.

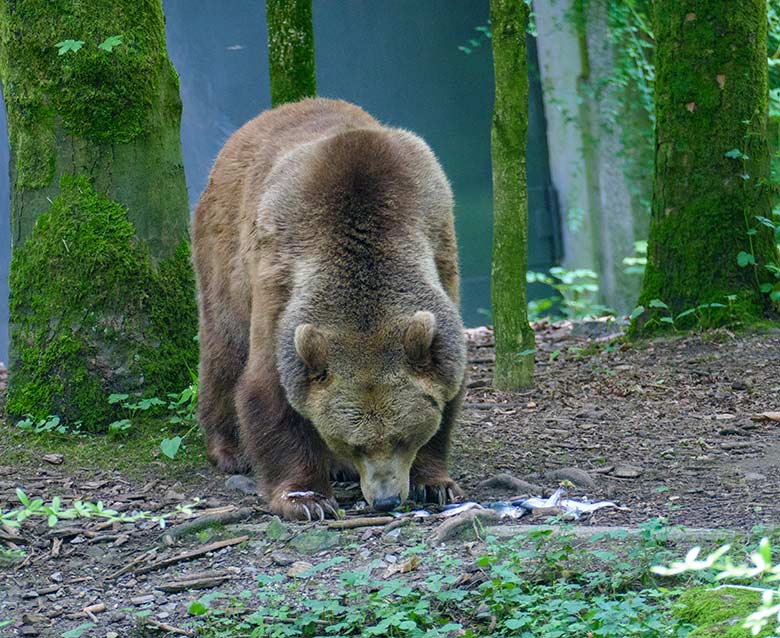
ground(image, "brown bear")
xmin=192 ymin=98 xmax=466 ymax=521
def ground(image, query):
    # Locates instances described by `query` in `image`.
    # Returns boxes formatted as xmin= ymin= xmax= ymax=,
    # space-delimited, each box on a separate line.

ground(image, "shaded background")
xmin=0 ymin=0 xmax=560 ymax=363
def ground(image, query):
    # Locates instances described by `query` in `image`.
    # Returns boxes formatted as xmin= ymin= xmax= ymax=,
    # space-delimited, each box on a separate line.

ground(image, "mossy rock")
xmin=675 ymin=586 xmax=773 ymax=638
xmin=7 ymin=174 xmax=197 ymax=431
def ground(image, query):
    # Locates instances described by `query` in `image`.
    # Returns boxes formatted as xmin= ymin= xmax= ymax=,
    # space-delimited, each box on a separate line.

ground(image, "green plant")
xmin=105 ymin=372 xmax=199 ymax=458
xmin=191 ymin=525 xmax=693 ymax=638
xmin=738 ymin=212 xmax=780 ymax=304
xmin=15 ymin=414 xmax=79 ymax=435
xmin=0 ymin=488 xmax=197 ymax=530
xmin=527 ymin=267 xmax=615 ymax=320
xmin=654 ymin=537 xmax=780 ymax=636
xmin=623 ymin=240 xmax=648 ymax=277
xmin=631 ymin=296 xmax=742 ymax=332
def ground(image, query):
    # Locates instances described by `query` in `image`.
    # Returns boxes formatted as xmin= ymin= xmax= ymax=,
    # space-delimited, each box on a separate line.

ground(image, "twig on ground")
xmin=327 ymin=516 xmax=395 ymax=530
xmin=155 ymin=570 xmax=233 ymax=593
xmin=141 ymin=618 xmax=195 ymax=636
xmin=133 ymin=536 xmax=249 ymax=575
xmin=160 ymin=507 xmax=254 ymax=544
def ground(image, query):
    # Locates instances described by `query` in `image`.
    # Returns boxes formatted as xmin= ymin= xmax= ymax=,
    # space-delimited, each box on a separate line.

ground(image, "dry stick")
xmin=327 ymin=516 xmax=395 ymax=530
xmin=133 ymin=536 xmax=249 ymax=576
xmin=107 ymin=549 xmax=157 ymax=580
xmin=160 ymin=507 xmax=254 ymax=544
xmin=142 ymin=618 xmax=194 ymax=636
xmin=155 ymin=572 xmax=232 ymax=593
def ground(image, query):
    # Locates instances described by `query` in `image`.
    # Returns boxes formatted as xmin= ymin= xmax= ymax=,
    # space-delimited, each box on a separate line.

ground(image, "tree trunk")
xmin=632 ymin=0 xmax=777 ymax=335
xmin=0 ymin=0 xmax=196 ymax=429
xmin=490 ymin=0 xmax=535 ymax=390
xmin=266 ymin=0 xmax=316 ymax=107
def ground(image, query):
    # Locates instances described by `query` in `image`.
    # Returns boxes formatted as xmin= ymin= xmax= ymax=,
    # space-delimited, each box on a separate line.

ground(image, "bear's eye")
xmin=422 ymin=394 xmax=441 ymax=412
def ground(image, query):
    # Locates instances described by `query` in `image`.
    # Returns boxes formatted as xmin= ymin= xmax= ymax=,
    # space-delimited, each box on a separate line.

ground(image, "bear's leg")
xmin=409 ymin=381 xmax=465 ymax=505
xmin=235 ymin=362 xmax=339 ymax=521
xmin=198 ymin=332 xmax=251 ymax=475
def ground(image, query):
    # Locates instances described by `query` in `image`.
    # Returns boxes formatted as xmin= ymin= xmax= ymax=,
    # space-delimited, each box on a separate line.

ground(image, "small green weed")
xmin=0 ymin=487 xmax=198 ymax=530
xmin=527 ymin=267 xmax=615 ymax=320
xmin=190 ymin=522 xmax=696 ymax=637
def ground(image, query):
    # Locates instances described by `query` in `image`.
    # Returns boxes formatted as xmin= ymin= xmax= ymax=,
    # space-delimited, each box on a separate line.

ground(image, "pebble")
xmin=130 ymin=594 xmax=155 ymax=605
xmin=612 ymin=465 xmax=643 ymax=478
xmin=743 ymin=472 xmax=766 ymax=481
xmin=226 ymin=474 xmax=256 ymax=494
xmin=544 ymin=467 xmax=596 ymax=489
xmin=270 ymin=551 xmax=296 ymax=566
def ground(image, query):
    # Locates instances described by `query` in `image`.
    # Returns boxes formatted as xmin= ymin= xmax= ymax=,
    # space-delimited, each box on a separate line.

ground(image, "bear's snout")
xmin=373 ymin=495 xmax=402 ymax=512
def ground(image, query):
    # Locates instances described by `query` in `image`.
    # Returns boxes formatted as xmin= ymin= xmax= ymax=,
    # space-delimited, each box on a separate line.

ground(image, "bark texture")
xmin=266 ymin=0 xmax=316 ymax=107
xmin=490 ymin=0 xmax=535 ymax=389
xmin=0 ymin=0 xmax=196 ymax=429
xmin=633 ymin=0 xmax=777 ymax=334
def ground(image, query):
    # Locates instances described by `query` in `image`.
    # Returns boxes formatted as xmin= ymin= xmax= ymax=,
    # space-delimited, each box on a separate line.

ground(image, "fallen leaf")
xmin=686 ymin=102 xmax=696 ymax=112
xmin=287 ymin=561 xmax=314 ymax=578
xmin=716 ymin=74 xmax=725 ymax=89
xmin=383 ymin=555 xmax=420 ymax=578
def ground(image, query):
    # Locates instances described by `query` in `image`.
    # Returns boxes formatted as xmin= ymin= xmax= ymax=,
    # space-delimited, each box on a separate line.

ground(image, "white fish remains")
xmin=438 ymin=487 xmax=628 ymax=521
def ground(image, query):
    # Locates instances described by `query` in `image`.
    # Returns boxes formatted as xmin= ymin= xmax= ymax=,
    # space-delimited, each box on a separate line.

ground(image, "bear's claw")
xmin=410 ymin=478 xmax=463 ymax=506
xmin=272 ymin=490 xmax=342 ymax=521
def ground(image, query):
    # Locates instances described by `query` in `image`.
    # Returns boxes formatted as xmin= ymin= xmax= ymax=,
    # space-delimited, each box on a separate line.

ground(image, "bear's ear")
xmin=403 ymin=311 xmax=436 ymax=365
xmin=294 ymin=324 xmax=328 ymax=377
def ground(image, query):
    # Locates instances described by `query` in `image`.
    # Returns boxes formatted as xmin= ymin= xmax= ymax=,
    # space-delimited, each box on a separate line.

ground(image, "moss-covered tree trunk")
xmin=632 ymin=0 xmax=778 ymax=334
xmin=490 ymin=0 xmax=535 ymax=390
xmin=0 ymin=1 xmax=196 ymax=429
xmin=266 ymin=0 xmax=316 ymax=107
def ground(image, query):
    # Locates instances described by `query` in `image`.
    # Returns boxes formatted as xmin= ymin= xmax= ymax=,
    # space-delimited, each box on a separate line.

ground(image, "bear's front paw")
xmin=270 ymin=490 xmax=341 ymax=522
xmin=409 ymin=475 xmax=463 ymax=506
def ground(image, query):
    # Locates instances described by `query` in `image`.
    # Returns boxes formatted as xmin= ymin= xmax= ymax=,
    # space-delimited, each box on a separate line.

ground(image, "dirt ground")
xmin=1 ymin=322 xmax=779 ymax=637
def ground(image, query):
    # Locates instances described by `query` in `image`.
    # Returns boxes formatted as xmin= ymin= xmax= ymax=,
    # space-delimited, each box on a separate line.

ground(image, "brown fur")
xmin=192 ymin=98 xmax=466 ymax=520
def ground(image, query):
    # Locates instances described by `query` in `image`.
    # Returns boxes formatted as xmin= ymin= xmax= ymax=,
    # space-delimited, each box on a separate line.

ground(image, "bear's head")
xmin=282 ymin=310 xmax=465 ymax=512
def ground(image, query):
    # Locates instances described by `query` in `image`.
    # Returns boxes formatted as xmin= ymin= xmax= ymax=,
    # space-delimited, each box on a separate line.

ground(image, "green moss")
xmin=675 ymin=586 xmax=772 ymax=638
xmin=631 ymin=1 xmax=778 ymax=336
xmin=266 ymin=0 xmax=317 ymax=107
xmin=0 ymin=0 xmax=172 ymax=188
xmin=7 ymin=175 xmax=197 ymax=431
